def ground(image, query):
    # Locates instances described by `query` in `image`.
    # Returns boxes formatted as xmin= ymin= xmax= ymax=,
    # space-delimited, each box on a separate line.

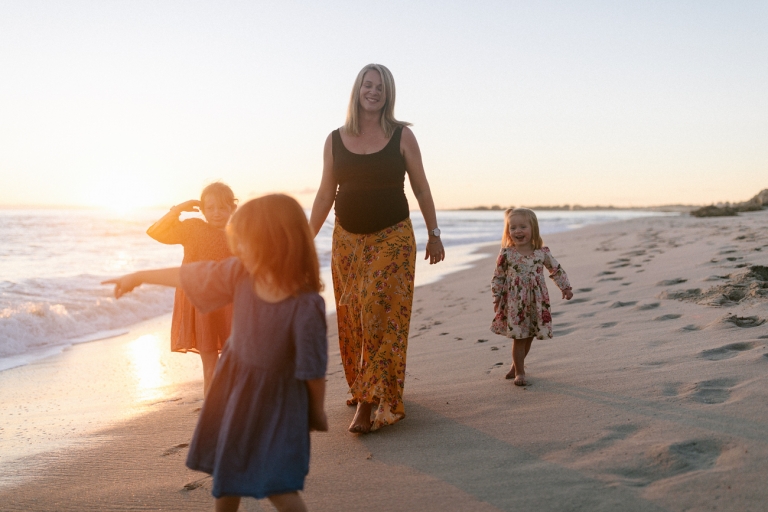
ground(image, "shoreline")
xmin=2 ymin=211 xmax=768 ymax=510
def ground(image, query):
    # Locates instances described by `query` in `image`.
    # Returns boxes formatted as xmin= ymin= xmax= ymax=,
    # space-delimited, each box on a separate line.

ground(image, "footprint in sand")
xmin=573 ymin=423 xmax=638 ymax=453
xmin=610 ymin=301 xmax=637 ymax=308
xmin=554 ymin=326 xmax=577 ymax=336
xmin=577 ymin=287 xmax=593 ymax=292
xmin=485 ymin=362 xmax=505 ymax=374
xmin=162 ymin=443 xmax=190 ymax=456
xmin=654 ymin=313 xmax=682 ymax=321
xmin=183 ymin=476 xmax=211 ymax=491
xmin=565 ymin=298 xmax=591 ymax=305
xmin=635 ymin=302 xmax=660 ymax=310
xmin=691 ymin=378 xmax=738 ymax=404
xmin=600 ymin=322 xmax=617 ymax=328
xmin=680 ymin=324 xmax=702 ymax=332
xmin=700 ymin=342 xmax=759 ymax=361
xmin=600 ymin=277 xmax=624 ymax=282
xmin=658 ymin=288 xmax=702 ymax=300
xmin=723 ymin=315 xmax=766 ymax=328
xmin=609 ymin=439 xmax=722 ymax=486
xmin=597 ymin=271 xmax=616 ymax=276
xmin=656 ymin=278 xmax=687 ymax=286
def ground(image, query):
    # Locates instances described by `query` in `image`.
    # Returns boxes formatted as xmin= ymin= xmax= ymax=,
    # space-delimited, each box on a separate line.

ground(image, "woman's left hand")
xmin=425 ymin=239 xmax=445 ymax=265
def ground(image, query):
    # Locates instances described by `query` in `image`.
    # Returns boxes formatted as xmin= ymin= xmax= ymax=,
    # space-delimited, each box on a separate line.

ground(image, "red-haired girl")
xmin=105 ymin=194 xmax=328 ymax=512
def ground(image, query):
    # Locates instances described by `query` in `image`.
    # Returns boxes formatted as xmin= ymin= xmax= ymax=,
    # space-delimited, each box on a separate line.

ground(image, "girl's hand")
xmin=173 ymin=200 xmax=201 ymax=213
xmin=562 ymin=288 xmax=573 ymax=300
xmin=425 ymin=238 xmax=445 ymax=265
xmin=102 ymin=274 xmax=142 ymax=299
xmin=309 ymin=410 xmax=328 ymax=432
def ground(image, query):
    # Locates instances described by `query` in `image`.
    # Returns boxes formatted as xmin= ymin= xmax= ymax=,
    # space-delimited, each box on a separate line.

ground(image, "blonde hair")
xmin=227 ymin=194 xmax=322 ymax=295
xmin=200 ymin=182 xmax=238 ymax=211
xmin=502 ymin=208 xmax=544 ymax=250
xmin=343 ymin=63 xmax=412 ymax=138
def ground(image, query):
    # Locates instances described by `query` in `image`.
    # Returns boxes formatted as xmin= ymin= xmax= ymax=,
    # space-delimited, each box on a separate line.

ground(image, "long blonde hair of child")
xmin=501 ymin=208 xmax=544 ymax=250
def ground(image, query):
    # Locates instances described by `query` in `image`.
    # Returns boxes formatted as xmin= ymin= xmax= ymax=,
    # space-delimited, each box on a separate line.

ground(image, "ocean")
xmin=0 ymin=208 xmax=672 ymax=371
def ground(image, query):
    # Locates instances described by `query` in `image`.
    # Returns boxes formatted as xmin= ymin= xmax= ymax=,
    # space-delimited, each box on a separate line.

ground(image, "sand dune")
xmin=2 ymin=210 xmax=767 ymax=511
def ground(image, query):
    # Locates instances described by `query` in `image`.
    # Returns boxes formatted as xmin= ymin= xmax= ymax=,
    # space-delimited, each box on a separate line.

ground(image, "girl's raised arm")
xmin=146 ymin=200 xmax=201 ymax=243
xmin=102 ymin=268 xmax=181 ymax=299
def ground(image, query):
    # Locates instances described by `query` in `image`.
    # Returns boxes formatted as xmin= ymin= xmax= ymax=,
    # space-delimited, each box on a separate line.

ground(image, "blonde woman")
xmin=310 ymin=63 xmax=444 ymax=434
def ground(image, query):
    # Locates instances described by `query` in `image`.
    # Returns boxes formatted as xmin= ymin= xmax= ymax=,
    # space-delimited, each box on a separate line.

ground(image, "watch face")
xmin=432 ymin=228 xmax=441 ymax=237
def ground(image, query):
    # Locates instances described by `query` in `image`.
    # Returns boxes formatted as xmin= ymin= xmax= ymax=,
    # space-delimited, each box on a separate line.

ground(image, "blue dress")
xmin=180 ymin=257 xmax=328 ymax=499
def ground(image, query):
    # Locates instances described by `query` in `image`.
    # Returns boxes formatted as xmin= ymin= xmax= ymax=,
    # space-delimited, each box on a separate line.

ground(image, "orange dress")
xmin=148 ymin=218 xmax=233 ymax=353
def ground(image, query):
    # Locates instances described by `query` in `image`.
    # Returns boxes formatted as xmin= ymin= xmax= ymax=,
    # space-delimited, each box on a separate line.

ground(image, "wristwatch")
xmin=430 ymin=227 xmax=441 ymax=237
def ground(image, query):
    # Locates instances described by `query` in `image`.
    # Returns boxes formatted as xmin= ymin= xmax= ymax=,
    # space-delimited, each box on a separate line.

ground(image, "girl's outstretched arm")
xmin=305 ymin=378 xmax=328 ymax=432
xmin=102 ymin=268 xmax=181 ymax=299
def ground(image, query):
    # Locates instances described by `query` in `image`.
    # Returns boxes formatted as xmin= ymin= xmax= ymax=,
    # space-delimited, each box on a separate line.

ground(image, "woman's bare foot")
xmin=505 ymin=364 xmax=515 ymax=379
xmin=348 ymin=401 xmax=373 ymax=433
xmin=513 ymin=374 xmax=528 ymax=386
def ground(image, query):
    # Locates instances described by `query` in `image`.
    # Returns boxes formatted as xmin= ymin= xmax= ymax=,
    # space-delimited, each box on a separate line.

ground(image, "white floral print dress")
xmin=490 ymin=246 xmax=571 ymax=340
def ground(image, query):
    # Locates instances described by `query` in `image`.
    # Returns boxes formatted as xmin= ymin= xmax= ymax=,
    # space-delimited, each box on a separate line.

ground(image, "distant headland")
xmin=459 ymin=188 xmax=768 ymax=216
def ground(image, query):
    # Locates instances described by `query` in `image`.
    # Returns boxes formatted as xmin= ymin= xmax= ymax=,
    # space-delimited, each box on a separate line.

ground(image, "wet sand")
xmin=2 ymin=210 xmax=768 ymax=511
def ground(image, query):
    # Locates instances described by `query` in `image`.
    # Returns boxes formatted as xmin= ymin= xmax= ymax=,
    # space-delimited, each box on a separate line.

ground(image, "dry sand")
xmin=2 ymin=210 xmax=767 ymax=511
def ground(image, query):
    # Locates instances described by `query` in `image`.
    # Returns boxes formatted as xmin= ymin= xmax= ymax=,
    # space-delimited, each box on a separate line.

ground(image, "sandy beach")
xmin=2 ymin=210 xmax=767 ymax=511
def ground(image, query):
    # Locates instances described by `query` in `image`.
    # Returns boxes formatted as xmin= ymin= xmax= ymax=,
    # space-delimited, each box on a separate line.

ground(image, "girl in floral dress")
xmin=490 ymin=208 xmax=573 ymax=386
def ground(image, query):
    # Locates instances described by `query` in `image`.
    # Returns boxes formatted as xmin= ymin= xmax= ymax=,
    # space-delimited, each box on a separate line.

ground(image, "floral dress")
xmin=331 ymin=218 xmax=416 ymax=431
xmin=490 ymin=246 xmax=571 ymax=340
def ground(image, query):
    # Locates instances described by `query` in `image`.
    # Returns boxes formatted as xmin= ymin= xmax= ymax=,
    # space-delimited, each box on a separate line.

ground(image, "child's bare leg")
xmin=268 ymin=491 xmax=308 ymax=512
xmin=512 ymin=337 xmax=533 ymax=386
xmin=200 ymin=351 xmax=219 ymax=397
xmin=215 ymin=495 xmax=241 ymax=512
xmin=348 ymin=401 xmax=373 ymax=434
xmin=506 ymin=338 xmax=533 ymax=379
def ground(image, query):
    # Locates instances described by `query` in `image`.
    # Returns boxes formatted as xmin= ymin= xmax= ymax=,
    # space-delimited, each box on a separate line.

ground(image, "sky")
xmin=0 ymin=1 xmax=766 ymax=211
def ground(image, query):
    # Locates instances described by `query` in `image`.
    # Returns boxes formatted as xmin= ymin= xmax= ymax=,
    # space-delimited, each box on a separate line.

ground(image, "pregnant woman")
xmin=309 ymin=63 xmax=444 ymax=433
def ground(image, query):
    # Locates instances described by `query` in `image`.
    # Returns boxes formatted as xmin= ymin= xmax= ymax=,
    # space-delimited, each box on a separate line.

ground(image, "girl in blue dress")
xmin=105 ymin=194 xmax=328 ymax=512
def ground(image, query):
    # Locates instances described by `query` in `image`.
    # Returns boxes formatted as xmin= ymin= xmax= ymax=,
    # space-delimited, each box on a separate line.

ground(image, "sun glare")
xmin=81 ymin=175 xmax=161 ymax=215
xmin=125 ymin=334 xmax=168 ymax=402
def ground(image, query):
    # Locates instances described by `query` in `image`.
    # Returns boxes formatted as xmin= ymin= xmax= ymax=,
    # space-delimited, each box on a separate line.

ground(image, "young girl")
xmin=147 ymin=182 xmax=237 ymax=397
xmin=490 ymin=208 xmax=573 ymax=387
xmin=105 ymin=194 xmax=328 ymax=512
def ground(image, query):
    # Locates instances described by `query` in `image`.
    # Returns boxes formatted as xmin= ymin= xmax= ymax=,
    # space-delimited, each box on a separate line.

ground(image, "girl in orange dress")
xmin=147 ymin=182 xmax=237 ymax=396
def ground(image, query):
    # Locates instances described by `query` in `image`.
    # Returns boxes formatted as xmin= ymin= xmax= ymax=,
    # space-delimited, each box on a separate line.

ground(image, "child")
xmin=490 ymin=208 xmax=573 ymax=386
xmin=147 ymin=182 xmax=237 ymax=397
xmin=104 ymin=194 xmax=328 ymax=512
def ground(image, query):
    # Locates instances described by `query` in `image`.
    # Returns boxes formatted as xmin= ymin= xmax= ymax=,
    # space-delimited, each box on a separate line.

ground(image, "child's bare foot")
xmin=505 ymin=365 xmax=515 ymax=379
xmin=514 ymin=374 xmax=528 ymax=386
xmin=348 ymin=401 xmax=373 ymax=434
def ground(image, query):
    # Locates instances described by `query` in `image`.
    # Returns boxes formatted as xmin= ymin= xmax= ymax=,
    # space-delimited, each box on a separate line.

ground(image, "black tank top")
xmin=332 ymin=127 xmax=410 ymax=234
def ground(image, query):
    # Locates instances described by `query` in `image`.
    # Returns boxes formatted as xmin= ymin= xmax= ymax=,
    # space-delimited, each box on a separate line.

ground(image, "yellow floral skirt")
xmin=331 ymin=218 xmax=416 ymax=431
